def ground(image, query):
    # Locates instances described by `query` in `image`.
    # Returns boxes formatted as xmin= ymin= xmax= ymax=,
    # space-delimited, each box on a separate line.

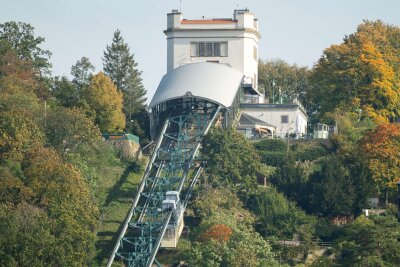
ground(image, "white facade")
xmin=165 ymin=9 xmax=260 ymax=89
xmin=241 ymin=103 xmax=308 ymax=138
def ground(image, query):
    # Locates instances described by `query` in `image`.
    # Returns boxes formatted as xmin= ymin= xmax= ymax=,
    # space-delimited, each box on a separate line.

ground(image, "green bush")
xmin=253 ymin=139 xmax=286 ymax=151
xmin=259 ymin=151 xmax=287 ymax=166
xmin=296 ymin=146 xmax=329 ymax=161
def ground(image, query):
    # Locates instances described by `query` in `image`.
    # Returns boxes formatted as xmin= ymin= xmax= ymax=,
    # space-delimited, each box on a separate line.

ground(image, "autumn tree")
xmin=362 ymin=122 xmax=400 ymax=202
xmin=187 ymin=187 xmax=278 ymax=266
xmin=0 ymin=110 xmax=44 ymax=161
xmin=82 ymin=72 xmax=125 ymax=132
xmin=0 ymin=21 xmax=51 ymax=76
xmin=21 ymin=146 xmax=99 ymax=265
xmin=103 ymin=30 xmax=147 ymax=121
xmin=200 ymin=224 xmax=233 ymax=243
xmin=258 ymin=59 xmax=310 ymax=104
xmin=309 ymin=20 xmax=400 ymax=123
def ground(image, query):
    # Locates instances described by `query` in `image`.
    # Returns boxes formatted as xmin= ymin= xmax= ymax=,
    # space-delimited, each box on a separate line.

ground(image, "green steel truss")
xmin=107 ymin=101 xmax=220 ymax=267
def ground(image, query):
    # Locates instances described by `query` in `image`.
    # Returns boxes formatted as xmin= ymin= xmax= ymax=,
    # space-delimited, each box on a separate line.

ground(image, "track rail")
xmin=107 ymin=103 xmax=220 ymax=267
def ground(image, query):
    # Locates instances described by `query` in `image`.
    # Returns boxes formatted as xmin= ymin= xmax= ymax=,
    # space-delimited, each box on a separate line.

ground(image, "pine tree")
xmin=102 ymin=30 xmax=147 ymax=121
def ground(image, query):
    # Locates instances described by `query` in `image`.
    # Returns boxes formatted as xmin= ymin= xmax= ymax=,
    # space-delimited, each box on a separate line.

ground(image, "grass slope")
xmin=92 ymin=159 xmax=146 ymax=266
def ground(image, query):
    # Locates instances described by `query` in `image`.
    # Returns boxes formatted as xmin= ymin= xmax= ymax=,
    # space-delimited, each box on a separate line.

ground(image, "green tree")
xmin=0 ymin=203 xmax=57 ymax=267
xmin=0 ymin=21 xmax=51 ymax=75
xmin=258 ymin=59 xmax=310 ymax=104
xmin=201 ymin=127 xmax=260 ymax=192
xmin=103 ymin=30 xmax=147 ymax=120
xmin=308 ymin=156 xmax=356 ymax=217
xmin=45 ymin=107 xmax=101 ymax=155
xmin=71 ymin=56 xmax=95 ymax=88
xmin=53 ymin=58 xmax=95 ymax=108
xmin=270 ymin=155 xmax=310 ymax=206
xmin=82 ymin=72 xmax=125 ymax=132
xmin=336 ymin=214 xmax=400 ymax=266
xmin=52 ymin=75 xmax=78 ymax=107
xmin=248 ymin=187 xmax=316 ymax=239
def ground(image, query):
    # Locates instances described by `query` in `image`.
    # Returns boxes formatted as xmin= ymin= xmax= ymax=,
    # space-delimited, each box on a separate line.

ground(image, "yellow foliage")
xmin=82 ymin=72 xmax=125 ymax=132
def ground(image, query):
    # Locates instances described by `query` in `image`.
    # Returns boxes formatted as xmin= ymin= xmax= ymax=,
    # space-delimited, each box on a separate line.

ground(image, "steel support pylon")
xmin=107 ymin=101 xmax=220 ymax=267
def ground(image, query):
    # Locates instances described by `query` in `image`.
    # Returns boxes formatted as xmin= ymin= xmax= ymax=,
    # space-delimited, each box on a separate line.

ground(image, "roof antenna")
xmin=179 ymin=0 xmax=182 ymax=12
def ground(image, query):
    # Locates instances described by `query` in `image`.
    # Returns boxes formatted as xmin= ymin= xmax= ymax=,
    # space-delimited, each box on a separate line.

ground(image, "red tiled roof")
xmin=181 ymin=19 xmax=236 ymax=24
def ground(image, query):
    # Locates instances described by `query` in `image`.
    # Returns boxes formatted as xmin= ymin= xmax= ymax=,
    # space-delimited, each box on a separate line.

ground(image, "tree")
xmin=270 ymin=154 xmax=310 ymax=206
xmin=187 ymin=187 xmax=278 ymax=267
xmin=258 ymin=59 xmax=310 ymax=104
xmin=82 ymin=72 xmax=125 ymax=132
xmin=52 ymin=75 xmax=78 ymax=107
xmin=103 ymin=30 xmax=147 ymax=120
xmin=201 ymin=127 xmax=260 ymax=192
xmin=248 ymin=187 xmax=316 ymax=239
xmin=308 ymin=156 xmax=356 ymax=217
xmin=362 ymin=122 xmax=400 ymax=202
xmin=53 ymin=58 xmax=95 ymax=108
xmin=0 ymin=48 xmax=37 ymax=89
xmin=71 ymin=56 xmax=95 ymax=88
xmin=309 ymin=20 xmax=400 ymax=123
xmin=0 ymin=110 xmax=44 ymax=161
xmin=200 ymin=224 xmax=233 ymax=243
xmin=0 ymin=21 xmax=51 ymax=75
xmin=45 ymin=107 xmax=101 ymax=155
xmin=21 ymin=146 xmax=99 ymax=265
xmin=336 ymin=214 xmax=400 ymax=266
xmin=0 ymin=203 xmax=58 ymax=266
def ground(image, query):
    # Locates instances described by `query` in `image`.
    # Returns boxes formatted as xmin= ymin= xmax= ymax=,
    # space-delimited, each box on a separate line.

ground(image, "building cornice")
xmin=164 ymin=28 xmax=261 ymax=39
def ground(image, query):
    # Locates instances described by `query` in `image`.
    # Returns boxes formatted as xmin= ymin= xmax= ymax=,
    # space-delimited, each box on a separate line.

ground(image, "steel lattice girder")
xmin=115 ymin=101 xmax=220 ymax=267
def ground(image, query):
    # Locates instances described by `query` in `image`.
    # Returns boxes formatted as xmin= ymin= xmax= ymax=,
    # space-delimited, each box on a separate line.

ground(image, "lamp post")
xmin=286 ymin=127 xmax=294 ymax=158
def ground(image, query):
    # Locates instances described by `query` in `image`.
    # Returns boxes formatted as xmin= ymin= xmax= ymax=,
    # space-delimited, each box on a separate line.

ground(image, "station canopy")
xmin=149 ymin=62 xmax=243 ymax=109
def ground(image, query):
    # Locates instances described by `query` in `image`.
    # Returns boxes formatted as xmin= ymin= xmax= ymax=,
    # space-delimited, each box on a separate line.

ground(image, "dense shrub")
xmin=259 ymin=151 xmax=287 ymax=166
xmin=253 ymin=139 xmax=286 ymax=151
xmin=296 ymin=146 xmax=329 ymax=161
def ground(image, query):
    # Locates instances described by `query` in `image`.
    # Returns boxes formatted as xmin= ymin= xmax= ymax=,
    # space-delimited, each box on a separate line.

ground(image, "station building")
xmin=150 ymin=9 xmax=308 ymax=139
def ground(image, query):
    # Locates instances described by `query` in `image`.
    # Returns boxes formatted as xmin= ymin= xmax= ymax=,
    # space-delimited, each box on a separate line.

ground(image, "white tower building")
xmin=164 ymin=9 xmax=261 ymax=90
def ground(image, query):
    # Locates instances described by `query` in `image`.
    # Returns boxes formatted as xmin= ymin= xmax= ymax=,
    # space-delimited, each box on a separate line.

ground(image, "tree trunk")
xmin=385 ymin=187 xmax=389 ymax=206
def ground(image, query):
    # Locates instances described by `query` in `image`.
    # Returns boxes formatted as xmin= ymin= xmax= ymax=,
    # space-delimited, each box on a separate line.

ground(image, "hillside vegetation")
xmin=1 ymin=19 xmax=400 ymax=267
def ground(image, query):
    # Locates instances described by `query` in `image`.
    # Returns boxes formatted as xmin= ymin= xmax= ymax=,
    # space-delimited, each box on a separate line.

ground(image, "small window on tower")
xmin=281 ymin=115 xmax=289 ymax=123
xmin=254 ymin=46 xmax=257 ymax=61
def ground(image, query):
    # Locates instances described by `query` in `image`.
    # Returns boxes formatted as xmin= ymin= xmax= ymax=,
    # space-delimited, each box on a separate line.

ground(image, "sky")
xmin=1 ymin=0 xmax=400 ymax=101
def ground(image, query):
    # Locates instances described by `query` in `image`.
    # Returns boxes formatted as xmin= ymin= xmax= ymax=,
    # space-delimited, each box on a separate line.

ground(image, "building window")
xmin=198 ymin=43 xmax=206 ymax=56
xmin=191 ymin=42 xmax=227 ymax=57
xmin=281 ymin=115 xmax=289 ymax=123
xmin=253 ymin=46 xmax=257 ymax=61
xmin=206 ymin=42 xmax=213 ymax=56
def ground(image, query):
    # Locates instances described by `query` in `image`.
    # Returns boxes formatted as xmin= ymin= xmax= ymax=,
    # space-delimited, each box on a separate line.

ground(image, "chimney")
xmin=167 ymin=9 xmax=182 ymax=29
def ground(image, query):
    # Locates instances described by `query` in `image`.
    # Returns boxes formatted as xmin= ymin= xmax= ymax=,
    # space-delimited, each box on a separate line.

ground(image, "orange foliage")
xmin=362 ymin=123 xmax=400 ymax=188
xmin=200 ymin=224 xmax=233 ymax=243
